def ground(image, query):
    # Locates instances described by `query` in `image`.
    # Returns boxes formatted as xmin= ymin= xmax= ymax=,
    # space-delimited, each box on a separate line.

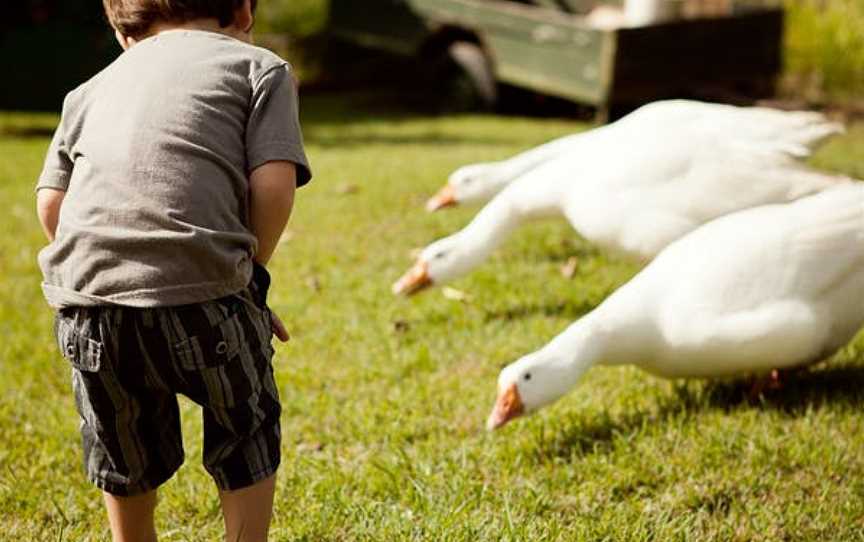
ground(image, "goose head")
xmin=392 ymin=233 xmax=484 ymax=296
xmin=486 ymin=353 xmax=575 ymax=430
xmin=487 ymin=321 xmax=606 ymax=430
xmin=426 ymin=163 xmax=501 ymax=212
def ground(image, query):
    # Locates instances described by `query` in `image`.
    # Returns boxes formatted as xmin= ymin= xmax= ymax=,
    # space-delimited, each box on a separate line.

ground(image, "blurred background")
xmin=1 ymin=0 xmax=861 ymax=115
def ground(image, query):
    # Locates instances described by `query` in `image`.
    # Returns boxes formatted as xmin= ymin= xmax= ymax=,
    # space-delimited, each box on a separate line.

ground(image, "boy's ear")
xmin=114 ymin=29 xmax=137 ymax=51
xmin=234 ymin=0 xmax=255 ymax=34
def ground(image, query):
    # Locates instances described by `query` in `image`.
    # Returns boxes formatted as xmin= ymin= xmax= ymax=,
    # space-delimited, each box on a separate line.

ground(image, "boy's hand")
xmin=270 ymin=311 xmax=290 ymax=342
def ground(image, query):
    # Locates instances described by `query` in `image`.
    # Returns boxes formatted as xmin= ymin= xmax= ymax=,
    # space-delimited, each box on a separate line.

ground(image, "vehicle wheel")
xmin=440 ymin=41 xmax=498 ymax=111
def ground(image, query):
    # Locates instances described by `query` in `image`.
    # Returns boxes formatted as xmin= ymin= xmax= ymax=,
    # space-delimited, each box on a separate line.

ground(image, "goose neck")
xmin=542 ymin=316 xmax=612 ymax=378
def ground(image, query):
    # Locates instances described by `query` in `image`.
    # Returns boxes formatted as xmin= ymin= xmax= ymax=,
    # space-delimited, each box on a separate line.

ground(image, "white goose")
xmin=426 ymin=99 xmax=843 ymax=212
xmin=487 ymin=182 xmax=864 ymax=429
xmin=394 ymin=102 xmax=846 ymax=295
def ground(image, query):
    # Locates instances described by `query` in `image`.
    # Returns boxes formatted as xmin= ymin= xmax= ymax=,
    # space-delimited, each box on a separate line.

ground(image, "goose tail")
xmin=771 ymin=113 xmax=845 ymax=159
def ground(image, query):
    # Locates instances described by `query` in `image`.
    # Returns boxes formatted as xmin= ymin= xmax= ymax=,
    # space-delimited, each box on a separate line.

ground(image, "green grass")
xmin=2 ymin=94 xmax=864 ymax=540
xmin=256 ymin=0 xmax=329 ymax=38
xmin=783 ymin=0 xmax=864 ymax=102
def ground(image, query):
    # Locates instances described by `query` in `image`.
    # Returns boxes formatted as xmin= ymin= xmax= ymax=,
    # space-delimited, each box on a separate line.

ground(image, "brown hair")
xmin=104 ymin=0 xmax=257 ymax=39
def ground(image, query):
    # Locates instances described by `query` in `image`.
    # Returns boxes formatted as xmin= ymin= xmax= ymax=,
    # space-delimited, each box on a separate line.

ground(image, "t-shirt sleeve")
xmin=246 ymin=64 xmax=312 ymax=187
xmin=37 ymin=124 xmax=73 ymax=191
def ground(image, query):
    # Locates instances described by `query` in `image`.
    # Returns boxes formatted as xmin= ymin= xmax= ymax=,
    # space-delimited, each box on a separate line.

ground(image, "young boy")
xmin=35 ymin=1 xmax=311 ymax=540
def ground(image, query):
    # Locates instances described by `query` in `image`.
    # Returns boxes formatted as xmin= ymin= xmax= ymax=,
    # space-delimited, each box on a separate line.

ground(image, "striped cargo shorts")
xmin=54 ymin=285 xmax=281 ymax=496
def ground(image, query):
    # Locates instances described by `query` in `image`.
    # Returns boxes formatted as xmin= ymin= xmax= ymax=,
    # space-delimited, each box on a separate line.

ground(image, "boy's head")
xmin=104 ymin=0 xmax=258 ymax=43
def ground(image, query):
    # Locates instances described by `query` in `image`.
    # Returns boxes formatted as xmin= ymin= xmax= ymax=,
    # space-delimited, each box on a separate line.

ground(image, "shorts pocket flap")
xmin=173 ymin=312 xmax=244 ymax=371
xmin=57 ymin=319 xmax=103 ymax=372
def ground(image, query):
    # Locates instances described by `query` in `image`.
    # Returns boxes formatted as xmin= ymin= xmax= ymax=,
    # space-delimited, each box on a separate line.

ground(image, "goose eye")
xmin=433 ymin=251 xmax=446 ymax=260
xmin=524 ymin=373 xmax=532 ymax=381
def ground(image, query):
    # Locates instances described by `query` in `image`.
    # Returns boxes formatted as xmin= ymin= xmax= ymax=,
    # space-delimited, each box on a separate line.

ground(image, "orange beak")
xmin=486 ymin=383 xmax=525 ymax=431
xmin=392 ymin=260 xmax=433 ymax=296
xmin=425 ymin=183 xmax=457 ymax=212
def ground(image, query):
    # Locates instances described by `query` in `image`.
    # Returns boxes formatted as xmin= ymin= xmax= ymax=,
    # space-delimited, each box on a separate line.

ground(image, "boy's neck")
xmin=150 ymin=19 xmax=251 ymax=42
xmin=117 ymin=19 xmax=251 ymax=50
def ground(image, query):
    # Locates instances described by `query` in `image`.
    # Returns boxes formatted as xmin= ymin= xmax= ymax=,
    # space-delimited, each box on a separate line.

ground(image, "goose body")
xmin=428 ymin=99 xmax=843 ymax=211
xmin=488 ymin=182 xmax=864 ymax=429
xmin=394 ymin=102 xmax=846 ymax=294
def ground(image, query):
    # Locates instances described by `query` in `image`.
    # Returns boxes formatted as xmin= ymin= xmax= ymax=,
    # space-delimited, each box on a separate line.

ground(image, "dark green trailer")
xmin=329 ymin=0 xmax=782 ymax=118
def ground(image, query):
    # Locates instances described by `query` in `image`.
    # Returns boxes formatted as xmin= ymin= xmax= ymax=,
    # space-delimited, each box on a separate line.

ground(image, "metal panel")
xmin=407 ymin=0 xmax=613 ymax=103
xmin=490 ymin=34 xmax=609 ymax=103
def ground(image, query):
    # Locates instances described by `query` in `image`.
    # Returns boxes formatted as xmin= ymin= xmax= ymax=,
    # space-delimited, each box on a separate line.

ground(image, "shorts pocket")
xmin=235 ymin=291 xmax=275 ymax=348
xmin=56 ymin=316 xmax=103 ymax=372
xmin=173 ymin=309 xmax=245 ymax=371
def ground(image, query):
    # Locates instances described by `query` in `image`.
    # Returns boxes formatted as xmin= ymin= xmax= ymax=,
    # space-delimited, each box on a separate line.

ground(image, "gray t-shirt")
xmin=37 ymin=30 xmax=311 ymax=309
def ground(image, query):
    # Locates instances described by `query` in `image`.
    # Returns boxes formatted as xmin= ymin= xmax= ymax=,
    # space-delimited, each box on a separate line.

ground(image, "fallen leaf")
xmin=560 ymin=256 xmax=578 ymax=279
xmin=393 ymin=320 xmax=411 ymax=333
xmin=297 ymin=442 xmax=325 ymax=453
xmin=442 ymin=287 xmax=471 ymax=302
xmin=336 ymin=183 xmax=359 ymax=195
xmin=307 ymin=276 xmax=322 ymax=292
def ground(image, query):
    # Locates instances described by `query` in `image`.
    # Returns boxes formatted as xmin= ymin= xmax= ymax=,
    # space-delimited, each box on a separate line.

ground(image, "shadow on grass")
xmin=306 ymin=130 xmax=518 ymax=149
xmin=301 ymin=90 xmax=451 ymax=127
xmin=699 ymin=362 xmax=864 ymax=414
xmin=300 ymin=91 xmax=578 ymax=149
xmin=535 ymin=360 xmax=864 ymax=463
xmin=0 ymin=125 xmax=56 ymax=139
xmin=512 ymin=240 xmax=601 ymax=265
xmin=483 ymin=299 xmax=598 ymax=323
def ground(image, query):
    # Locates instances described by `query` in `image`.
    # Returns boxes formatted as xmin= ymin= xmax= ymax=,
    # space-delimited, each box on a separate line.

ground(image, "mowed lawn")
xmin=1 ymin=94 xmax=863 ymax=541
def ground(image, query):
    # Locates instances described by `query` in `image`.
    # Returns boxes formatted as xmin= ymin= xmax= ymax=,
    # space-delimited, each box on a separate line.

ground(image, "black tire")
xmin=436 ymin=40 xmax=498 ymax=112
xmin=448 ymin=41 xmax=498 ymax=108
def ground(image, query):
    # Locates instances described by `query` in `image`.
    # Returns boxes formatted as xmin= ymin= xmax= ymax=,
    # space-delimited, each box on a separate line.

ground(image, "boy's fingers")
xmin=270 ymin=312 xmax=290 ymax=342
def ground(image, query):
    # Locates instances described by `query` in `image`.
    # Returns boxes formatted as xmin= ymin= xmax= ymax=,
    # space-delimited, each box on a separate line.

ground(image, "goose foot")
xmin=747 ymin=367 xmax=810 ymax=400
xmin=748 ymin=369 xmax=783 ymax=400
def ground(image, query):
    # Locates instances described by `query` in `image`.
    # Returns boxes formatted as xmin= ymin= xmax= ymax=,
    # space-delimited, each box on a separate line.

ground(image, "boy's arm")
xmin=249 ymin=161 xmax=297 ymax=266
xmin=249 ymin=161 xmax=296 ymax=343
xmin=36 ymin=188 xmax=66 ymax=241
